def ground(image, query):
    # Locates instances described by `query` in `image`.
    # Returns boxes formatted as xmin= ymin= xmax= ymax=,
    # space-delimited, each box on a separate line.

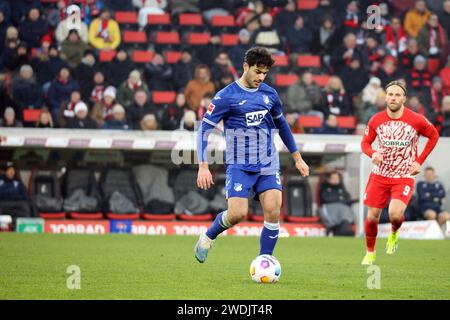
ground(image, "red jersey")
xmin=361 ymin=107 xmax=439 ymax=179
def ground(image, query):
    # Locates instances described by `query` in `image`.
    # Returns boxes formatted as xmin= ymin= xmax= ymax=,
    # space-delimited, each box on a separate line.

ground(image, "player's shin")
xmin=205 ymin=210 xmax=233 ymax=240
xmin=260 ymin=221 xmax=280 ymax=255
xmin=391 ymin=215 xmax=404 ymax=233
xmin=365 ymin=217 xmax=378 ymax=252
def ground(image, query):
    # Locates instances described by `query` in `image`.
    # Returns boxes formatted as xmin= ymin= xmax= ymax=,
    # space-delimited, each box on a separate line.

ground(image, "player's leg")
xmin=423 ymin=209 xmax=437 ymax=220
xmin=254 ymin=171 xmax=283 ymax=256
xmin=362 ymin=175 xmax=389 ymax=265
xmin=386 ymin=180 xmax=414 ymax=254
xmin=194 ymin=168 xmax=254 ymax=263
xmin=258 ymin=189 xmax=282 ymax=255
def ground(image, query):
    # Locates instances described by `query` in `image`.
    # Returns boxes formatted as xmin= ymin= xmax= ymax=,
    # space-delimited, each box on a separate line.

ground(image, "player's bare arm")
xmin=371 ymin=151 xmax=383 ymax=165
xmin=292 ymin=151 xmax=309 ymax=177
xmin=197 ymin=162 xmax=214 ymax=190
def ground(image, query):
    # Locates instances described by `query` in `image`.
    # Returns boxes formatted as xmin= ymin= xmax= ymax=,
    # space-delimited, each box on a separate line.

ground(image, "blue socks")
xmin=260 ymin=221 xmax=280 ymax=255
xmin=206 ymin=211 xmax=232 ymax=240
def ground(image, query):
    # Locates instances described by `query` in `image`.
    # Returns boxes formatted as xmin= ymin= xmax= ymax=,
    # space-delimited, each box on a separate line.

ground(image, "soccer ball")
xmin=249 ymin=255 xmax=281 ymax=283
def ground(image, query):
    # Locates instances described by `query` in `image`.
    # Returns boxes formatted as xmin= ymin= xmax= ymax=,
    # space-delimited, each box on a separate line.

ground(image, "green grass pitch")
xmin=1 ymin=233 xmax=449 ymax=300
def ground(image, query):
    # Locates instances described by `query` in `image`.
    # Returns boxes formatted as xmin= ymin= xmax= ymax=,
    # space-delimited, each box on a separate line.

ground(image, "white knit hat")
xmin=74 ymin=101 xmax=88 ymax=113
xmin=103 ymin=86 xmax=116 ymax=99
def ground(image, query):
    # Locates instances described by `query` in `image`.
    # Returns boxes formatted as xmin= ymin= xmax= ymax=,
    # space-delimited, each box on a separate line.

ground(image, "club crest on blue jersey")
xmin=246 ymin=110 xmax=268 ymax=126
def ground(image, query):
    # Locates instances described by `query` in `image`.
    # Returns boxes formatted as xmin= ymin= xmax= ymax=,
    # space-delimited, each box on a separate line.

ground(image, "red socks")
xmin=365 ymin=218 xmax=378 ymax=253
xmin=391 ymin=215 xmax=404 ymax=233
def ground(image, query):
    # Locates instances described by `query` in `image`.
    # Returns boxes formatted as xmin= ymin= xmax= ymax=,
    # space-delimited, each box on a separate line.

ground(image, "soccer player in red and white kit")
xmin=361 ymin=80 xmax=439 ymax=265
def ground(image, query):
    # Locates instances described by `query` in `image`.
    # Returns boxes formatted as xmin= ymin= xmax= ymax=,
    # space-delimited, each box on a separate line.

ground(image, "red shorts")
xmin=363 ymin=173 xmax=415 ymax=209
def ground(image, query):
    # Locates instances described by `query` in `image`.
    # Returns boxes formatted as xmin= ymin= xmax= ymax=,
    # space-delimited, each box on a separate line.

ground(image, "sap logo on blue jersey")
xmin=246 ymin=110 xmax=268 ymax=126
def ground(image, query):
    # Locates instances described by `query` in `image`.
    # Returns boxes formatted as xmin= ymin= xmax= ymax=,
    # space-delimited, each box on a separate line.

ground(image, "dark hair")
xmin=425 ymin=166 xmax=435 ymax=172
xmin=244 ymin=47 xmax=275 ymax=68
xmin=385 ymin=80 xmax=407 ymax=96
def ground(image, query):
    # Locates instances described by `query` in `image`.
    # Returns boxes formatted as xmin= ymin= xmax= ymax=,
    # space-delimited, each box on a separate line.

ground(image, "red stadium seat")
xmin=23 ymin=109 xmax=41 ymax=123
xmin=155 ymin=31 xmax=180 ymax=44
xmin=115 ymin=11 xmax=138 ymax=24
xmin=132 ymin=50 xmax=154 ymax=63
xmin=297 ymin=0 xmax=319 ymax=10
xmin=147 ymin=13 xmax=171 ymax=25
xmin=69 ymin=212 xmax=104 ymax=220
xmin=123 ymin=31 xmax=147 ymax=43
xmin=284 ymin=216 xmax=321 ymax=223
xmin=141 ymin=213 xmax=176 ymax=221
xmin=178 ymin=214 xmax=213 ymax=221
xmin=298 ymin=115 xmax=322 ymax=128
xmin=273 ymin=55 xmax=289 ymax=67
xmin=221 ymin=33 xmax=239 ymax=46
xmin=179 ymin=13 xmax=203 ymax=26
xmin=210 ymin=15 xmax=236 ymax=27
xmin=297 ymin=55 xmax=321 ymax=68
xmin=152 ymin=91 xmax=176 ymax=104
xmin=336 ymin=116 xmax=357 ymax=129
xmin=313 ymin=74 xmax=331 ymax=87
xmin=187 ymin=32 xmax=211 ymax=45
xmin=39 ymin=213 xmax=66 ymax=219
xmin=165 ymin=51 xmax=182 ymax=64
xmin=275 ymin=74 xmax=299 ymax=87
xmin=99 ymin=50 xmax=117 ymax=62
xmin=107 ymin=213 xmax=140 ymax=220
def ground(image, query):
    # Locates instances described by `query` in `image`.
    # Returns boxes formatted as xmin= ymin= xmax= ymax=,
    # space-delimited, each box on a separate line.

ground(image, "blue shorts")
xmin=225 ymin=167 xmax=282 ymax=201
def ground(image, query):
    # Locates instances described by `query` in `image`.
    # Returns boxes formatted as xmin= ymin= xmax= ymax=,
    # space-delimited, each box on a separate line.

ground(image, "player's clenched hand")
xmin=371 ymin=152 xmax=383 ymax=165
xmin=409 ymin=161 xmax=421 ymax=176
xmin=197 ymin=163 xmax=214 ymax=190
xmin=295 ymin=159 xmax=309 ymax=177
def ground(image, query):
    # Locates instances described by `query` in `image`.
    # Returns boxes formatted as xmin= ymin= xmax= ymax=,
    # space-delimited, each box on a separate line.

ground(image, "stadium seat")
xmin=298 ymin=115 xmax=322 ymax=128
xmin=179 ymin=13 xmax=203 ymax=26
xmin=165 ymin=51 xmax=182 ymax=64
xmin=123 ymin=31 xmax=147 ymax=43
xmin=273 ymin=55 xmax=289 ymax=67
xmin=210 ymin=15 xmax=236 ymax=27
xmin=23 ymin=109 xmax=41 ymax=123
xmin=132 ymin=50 xmax=155 ymax=63
xmin=313 ymin=75 xmax=331 ymax=87
xmin=297 ymin=55 xmax=321 ymax=68
xmin=29 ymin=168 xmax=65 ymax=219
xmin=283 ymin=174 xmax=314 ymax=222
xmin=297 ymin=0 xmax=319 ymax=10
xmin=275 ymin=74 xmax=299 ymax=87
xmin=221 ymin=34 xmax=239 ymax=46
xmin=115 ymin=11 xmax=138 ymax=24
xmin=155 ymin=31 xmax=180 ymax=44
xmin=178 ymin=213 xmax=213 ymax=221
xmin=152 ymin=91 xmax=176 ymax=104
xmin=336 ymin=116 xmax=357 ymax=129
xmin=186 ymin=32 xmax=211 ymax=45
xmin=147 ymin=13 xmax=171 ymax=25
xmin=141 ymin=213 xmax=176 ymax=221
xmin=100 ymin=167 xmax=143 ymax=219
xmin=69 ymin=212 xmax=104 ymax=220
xmin=99 ymin=50 xmax=117 ymax=62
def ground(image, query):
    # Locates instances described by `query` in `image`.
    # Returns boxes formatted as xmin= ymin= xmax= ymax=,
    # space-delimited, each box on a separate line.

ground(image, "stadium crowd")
xmin=0 ymin=0 xmax=449 ymax=135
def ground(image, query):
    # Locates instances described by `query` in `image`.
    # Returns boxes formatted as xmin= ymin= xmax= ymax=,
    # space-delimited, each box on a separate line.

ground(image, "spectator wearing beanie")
xmin=92 ymin=85 xmax=116 ymax=127
xmin=399 ymin=38 xmax=421 ymax=72
xmin=117 ymin=70 xmax=149 ymax=110
xmin=11 ymin=64 xmax=43 ymax=113
xmin=65 ymin=101 xmax=97 ymax=129
xmin=88 ymin=8 xmax=121 ymax=50
xmin=140 ymin=113 xmax=158 ymax=131
xmin=102 ymin=103 xmax=129 ymax=130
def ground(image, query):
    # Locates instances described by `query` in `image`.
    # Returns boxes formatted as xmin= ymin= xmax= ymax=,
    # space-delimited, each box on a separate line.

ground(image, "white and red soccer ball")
xmin=249 ymin=255 xmax=281 ymax=283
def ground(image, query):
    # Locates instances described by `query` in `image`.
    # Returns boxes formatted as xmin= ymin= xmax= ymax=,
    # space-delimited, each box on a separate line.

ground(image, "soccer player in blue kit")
xmin=194 ymin=47 xmax=309 ymax=263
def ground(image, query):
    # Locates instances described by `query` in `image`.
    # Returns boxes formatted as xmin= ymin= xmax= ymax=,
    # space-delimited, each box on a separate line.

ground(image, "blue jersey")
xmin=200 ymin=80 xmax=293 ymax=173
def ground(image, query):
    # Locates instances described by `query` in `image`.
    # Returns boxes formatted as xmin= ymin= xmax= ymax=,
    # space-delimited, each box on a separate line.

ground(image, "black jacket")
xmin=320 ymin=181 xmax=351 ymax=205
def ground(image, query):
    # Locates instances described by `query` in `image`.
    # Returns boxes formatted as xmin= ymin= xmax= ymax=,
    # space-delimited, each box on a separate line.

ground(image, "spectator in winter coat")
xmin=47 ymin=67 xmax=80 ymax=120
xmin=102 ymin=47 xmax=134 ymax=88
xmin=56 ymin=90 xmax=82 ymax=128
xmin=102 ymin=103 xmax=129 ymax=130
xmin=286 ymin=71 xmax=321 ymax=115
xmin=88 ymin=8 xmax=121 ymax=50
xmin=0 ymin=162 xmax=31 ymax=220
xmin=316 ymin=76 xmax=352 ymax=119
xmin=417 ymin=14 xmax=447 ymax=58
xmin=64 ymin=101 xmax=97 ymax=129
xmin=172 ymin=47 xmax=200 ymax=91
xmin=11 ymin=64 xmax=43 ymax=112
xmin=144 ymin=53 xmax=173 ymax=91
xmin=0 ymin=107 xmax=23 ymax=127
xmin=161 ymin=92 xmax=187 ymax=130
xmin=229 ymin=29 xmax=251 ymax=75
xmin=18 ymin=7 xmax=48 ymax=48
xmin=416 ymin=167 xmax=450 ymax=225
xmin=117 ymin=70 xmax=149 ymax=110
xmin=127 ymin=89 xmax=157 ymax=129
xmin=184 ymin=64 xmax=215 ymax=112
xmin=91 ymin=86 xmax=116 ymax=127
xmin=403 ymin=0 xmax=431 ymax=38
xmin=60 ymin=29 xmax=89 ymax=69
